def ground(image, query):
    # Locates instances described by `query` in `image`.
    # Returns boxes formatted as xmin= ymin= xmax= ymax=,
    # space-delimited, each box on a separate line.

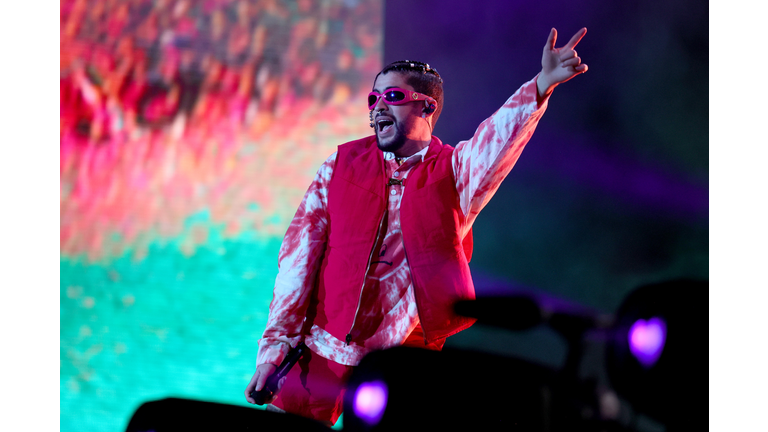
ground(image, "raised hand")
xmin=537 ymin=27 xmax=588 ymax=99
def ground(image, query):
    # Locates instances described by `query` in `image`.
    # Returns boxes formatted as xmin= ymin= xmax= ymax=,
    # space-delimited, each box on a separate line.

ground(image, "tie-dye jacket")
xmin=257 ymin=75 xmax=548 ymax=367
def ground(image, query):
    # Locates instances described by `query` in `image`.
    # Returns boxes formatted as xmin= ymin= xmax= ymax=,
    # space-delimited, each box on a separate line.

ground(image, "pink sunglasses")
xmin=368 ymin=87 xmax=432 ymax=110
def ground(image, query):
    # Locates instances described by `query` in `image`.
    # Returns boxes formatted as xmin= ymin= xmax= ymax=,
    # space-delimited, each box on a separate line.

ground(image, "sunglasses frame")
xmin=368 ymin=87 xmax=432 ymax=110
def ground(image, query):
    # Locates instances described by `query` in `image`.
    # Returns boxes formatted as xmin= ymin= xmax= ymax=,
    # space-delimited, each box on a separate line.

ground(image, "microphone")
xmin=250 ymin=342 xmax=307 ymax=405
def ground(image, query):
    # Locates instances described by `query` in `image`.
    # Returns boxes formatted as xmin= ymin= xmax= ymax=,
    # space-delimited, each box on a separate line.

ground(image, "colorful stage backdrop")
xmin=61 ymin=0 xmax=708 ymax=430
xmin=60 ymin=0 xmax=381 ymax=430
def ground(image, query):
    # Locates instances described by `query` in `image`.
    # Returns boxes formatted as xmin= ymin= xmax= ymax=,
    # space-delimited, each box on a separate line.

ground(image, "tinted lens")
xmin=368 ymin=94 xmax=378 ymax=108
xmin=384 ymin=90 xmax=406 ymax=103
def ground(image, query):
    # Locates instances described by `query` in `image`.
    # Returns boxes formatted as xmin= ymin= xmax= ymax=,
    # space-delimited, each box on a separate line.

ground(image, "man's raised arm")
xmin=452 ymin=27 xmax=589 ymax=226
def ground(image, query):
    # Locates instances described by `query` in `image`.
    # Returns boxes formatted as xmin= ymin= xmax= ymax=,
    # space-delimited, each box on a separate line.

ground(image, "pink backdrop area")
xmin=61 ymin=0 xmax=382 ymax=263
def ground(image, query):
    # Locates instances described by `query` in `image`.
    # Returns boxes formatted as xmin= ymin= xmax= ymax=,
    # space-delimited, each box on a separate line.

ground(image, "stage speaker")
xmin=342 ymin=346 xmax=557 ymax=431
xmin=124 ymin=397 xmax=331 ymax=431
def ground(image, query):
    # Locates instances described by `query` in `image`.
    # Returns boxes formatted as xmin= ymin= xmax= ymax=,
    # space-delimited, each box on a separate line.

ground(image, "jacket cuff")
xmin=530 ymin=73 xmax=551 ymax=110
xmin=256 ymin=340 xmax=292 ymax=367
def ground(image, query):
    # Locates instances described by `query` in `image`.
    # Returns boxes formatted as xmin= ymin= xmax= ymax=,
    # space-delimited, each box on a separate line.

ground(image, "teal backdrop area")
xmin=60 ymin=236 xmax=281 ymax=431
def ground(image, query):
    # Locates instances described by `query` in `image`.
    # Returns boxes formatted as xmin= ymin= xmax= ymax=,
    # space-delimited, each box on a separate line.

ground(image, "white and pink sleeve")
xmin=256 ymin=152 xmax=337 ymax=367
xmin=452 ymin=76 xmax=549 ymax=228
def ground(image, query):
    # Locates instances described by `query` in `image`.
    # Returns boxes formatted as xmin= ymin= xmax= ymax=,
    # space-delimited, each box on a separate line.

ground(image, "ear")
xmin=423 ymin=97 xmax=437 ymax=115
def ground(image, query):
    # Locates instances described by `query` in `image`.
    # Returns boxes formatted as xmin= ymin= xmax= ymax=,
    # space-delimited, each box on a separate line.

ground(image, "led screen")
xmin=60 ymin=1 xmax=382 ymax=430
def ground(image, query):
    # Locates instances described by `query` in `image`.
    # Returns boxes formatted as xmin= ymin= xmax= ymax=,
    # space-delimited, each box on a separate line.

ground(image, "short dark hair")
xmin=374 ymin=60 xmax=444 ymax=128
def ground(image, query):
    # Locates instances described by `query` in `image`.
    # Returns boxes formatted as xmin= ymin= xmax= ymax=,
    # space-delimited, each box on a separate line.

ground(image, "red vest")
xmin=303 ymin=135 xmax=476 ymax=345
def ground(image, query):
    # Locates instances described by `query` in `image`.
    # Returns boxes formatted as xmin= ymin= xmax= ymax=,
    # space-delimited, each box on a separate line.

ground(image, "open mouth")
xmin=376 ymin=118 xmax=394 ymax=135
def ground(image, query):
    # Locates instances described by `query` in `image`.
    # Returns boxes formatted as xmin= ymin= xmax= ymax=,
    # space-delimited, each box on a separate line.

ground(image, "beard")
xmin=375 ymin=121 xmax=407 ymax=153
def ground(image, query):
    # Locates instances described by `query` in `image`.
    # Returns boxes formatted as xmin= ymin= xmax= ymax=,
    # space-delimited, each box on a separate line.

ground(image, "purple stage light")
xmin=353 ymin=381 xmax=388 ymax=425
xmin=628 ymin=317 xmax=667 ymax=368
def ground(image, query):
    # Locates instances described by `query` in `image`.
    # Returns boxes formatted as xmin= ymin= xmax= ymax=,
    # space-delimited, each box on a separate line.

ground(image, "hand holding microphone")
xmin=245 ymin=342 xmax=307 ymax=406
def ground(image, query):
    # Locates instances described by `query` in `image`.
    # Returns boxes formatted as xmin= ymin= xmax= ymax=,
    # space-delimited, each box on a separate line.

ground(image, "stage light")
xmin=353 ymin=381 xmax=388 ymax=426
xmin=628 ymin=316 xmax=667 ymax=367
xmin=606 ymin=279 xmax=707 ymax=430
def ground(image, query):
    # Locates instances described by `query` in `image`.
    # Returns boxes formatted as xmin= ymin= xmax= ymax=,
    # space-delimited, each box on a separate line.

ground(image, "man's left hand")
xmin=537 ymin=27 xmax=589 ymax=99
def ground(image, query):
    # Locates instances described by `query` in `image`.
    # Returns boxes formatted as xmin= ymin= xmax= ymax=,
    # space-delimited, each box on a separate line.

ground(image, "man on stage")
xmin=245 ymin=27 xmax=589 ymax=425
